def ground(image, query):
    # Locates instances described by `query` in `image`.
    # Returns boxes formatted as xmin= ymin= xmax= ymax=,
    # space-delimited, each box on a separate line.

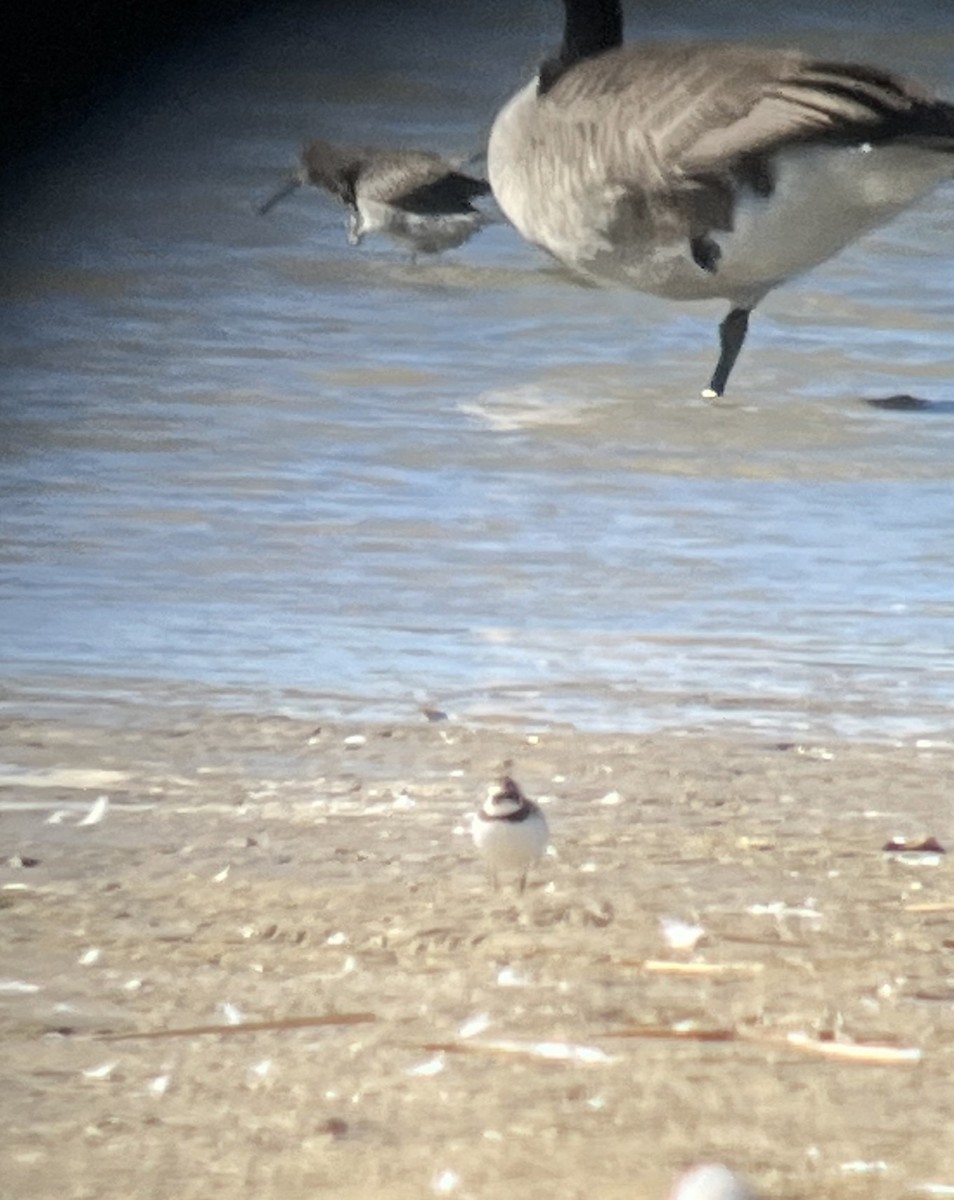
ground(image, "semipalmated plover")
xmin=472 ymin=775 xmax=549 ymax=893
xmin=259 ymin=139 xmax=491 ymax=257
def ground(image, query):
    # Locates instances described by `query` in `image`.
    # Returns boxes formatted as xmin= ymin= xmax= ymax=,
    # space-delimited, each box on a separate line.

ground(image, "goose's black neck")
xmin=538 ymin=0 xmax=624 ymax=94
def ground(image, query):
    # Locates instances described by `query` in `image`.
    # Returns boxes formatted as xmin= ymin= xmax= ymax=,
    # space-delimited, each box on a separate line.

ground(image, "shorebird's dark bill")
xmin=257 ymin=176 xmax=303 ymax=216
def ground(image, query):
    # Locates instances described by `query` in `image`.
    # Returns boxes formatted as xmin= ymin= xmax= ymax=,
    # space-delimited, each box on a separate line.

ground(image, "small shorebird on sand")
xmin=259 ymin=139 xmax=491 ymax=258
xmin=472 ymin=775 xmax=550 ymax=893
xmin=669 ymin=1164 xmax=755 ymax=1200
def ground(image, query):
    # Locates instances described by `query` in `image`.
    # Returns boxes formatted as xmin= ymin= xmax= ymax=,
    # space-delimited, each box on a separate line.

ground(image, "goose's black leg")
xmin=703 ymin=307 xmax=750 ymax=398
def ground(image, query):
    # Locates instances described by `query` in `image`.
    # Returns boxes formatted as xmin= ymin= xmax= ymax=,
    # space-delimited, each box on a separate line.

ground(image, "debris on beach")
xmin=77 ymin=794 xmax=110 ymax=827
xmin=883 ymin=836 xmax=945 ymax=857
xmin=784 ymin=1031 xmax=922 ymax=1064
xmin=0 ymin=980 xmax=41 ymax=993
xmin=418 ymin=1038 xmax=617 ymax=1065
xmin=406 ymin=1053 xmax=446 ymax=1077
xmin=660 ymin=915 xmax=706 ymax=953
xmin=669 ymin=1164 xmax=755 ymax=1200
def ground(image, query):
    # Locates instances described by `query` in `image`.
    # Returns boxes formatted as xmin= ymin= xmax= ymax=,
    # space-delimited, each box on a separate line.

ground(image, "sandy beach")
xmin=2 ymin=702 xmax=953 ymax=1199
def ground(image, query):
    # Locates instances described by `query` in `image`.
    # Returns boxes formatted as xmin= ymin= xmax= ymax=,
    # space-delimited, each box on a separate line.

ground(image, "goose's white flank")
xmin=487 ymin=0 xmax=954 ymax=396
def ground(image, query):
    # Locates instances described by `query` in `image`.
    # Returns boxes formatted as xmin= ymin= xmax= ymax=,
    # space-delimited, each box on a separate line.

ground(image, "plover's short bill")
xmin=669 ymin=1165 xmax=755 ymax=1200
xmin=472 ymin=775 xmax=549 ymax=893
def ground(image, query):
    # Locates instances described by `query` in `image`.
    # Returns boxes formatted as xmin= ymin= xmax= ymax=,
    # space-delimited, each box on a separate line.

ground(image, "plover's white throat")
xmin=472 ymin=775 xmax=549 ymax=893
xmin=669 ymin=1165 xmax=755 ymax=1200
xmin=259 ymin=139 xmax=492 ymax=257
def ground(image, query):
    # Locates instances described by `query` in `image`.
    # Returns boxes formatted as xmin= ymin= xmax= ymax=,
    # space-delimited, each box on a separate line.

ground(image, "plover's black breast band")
xmin=479 ymin=802 xmax=535 ymax=824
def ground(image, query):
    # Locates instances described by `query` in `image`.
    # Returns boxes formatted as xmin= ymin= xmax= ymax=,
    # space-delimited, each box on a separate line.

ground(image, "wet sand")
xmin=1 ymin=703 xmax=953 ymax=1199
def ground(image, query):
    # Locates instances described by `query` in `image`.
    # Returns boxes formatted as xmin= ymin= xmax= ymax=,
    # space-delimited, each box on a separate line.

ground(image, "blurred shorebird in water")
xmin=259 ymin=139 xmax=492 ymax=258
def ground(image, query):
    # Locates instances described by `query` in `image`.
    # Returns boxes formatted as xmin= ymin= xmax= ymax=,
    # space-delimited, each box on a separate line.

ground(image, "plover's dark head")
xmin=481 ymin=775 xmax=530 ymax=820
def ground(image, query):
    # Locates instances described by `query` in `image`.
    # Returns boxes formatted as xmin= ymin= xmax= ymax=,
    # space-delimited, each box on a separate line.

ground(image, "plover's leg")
xmin=517 ymin=867 xmax=529 ymax=895
xmin=486 ymin=865 xmax=499 ymax=892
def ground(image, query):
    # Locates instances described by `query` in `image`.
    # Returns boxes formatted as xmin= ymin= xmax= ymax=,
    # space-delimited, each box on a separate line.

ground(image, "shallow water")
xmin=2 ymin=0 xmax=954 ymax=738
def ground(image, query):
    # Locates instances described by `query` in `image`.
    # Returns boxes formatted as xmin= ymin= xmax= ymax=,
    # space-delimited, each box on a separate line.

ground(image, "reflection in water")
xmin=1 ymin=2 xmax=954 ymax=738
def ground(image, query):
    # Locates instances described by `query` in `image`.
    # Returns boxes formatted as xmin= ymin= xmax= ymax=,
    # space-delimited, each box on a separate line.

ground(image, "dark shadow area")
xmin=1 ymin=0 xmax=269 ymax=171
xmin=865 ymin=395 xmax=954 ymax=413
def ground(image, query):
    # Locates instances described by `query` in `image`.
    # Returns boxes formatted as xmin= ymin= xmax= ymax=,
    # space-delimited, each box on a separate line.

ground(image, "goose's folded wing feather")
xmin=680 ymin=59 xmax=952 ymax=173
xmin=543 ymin=44 xmax=954 ymax=189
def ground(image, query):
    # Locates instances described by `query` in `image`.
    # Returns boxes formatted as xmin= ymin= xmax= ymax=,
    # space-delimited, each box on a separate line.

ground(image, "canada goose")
xmin=259 ymin=139 xmax=492 ymax=257
xmin=487 ymin=0 xmax=954 ymax=397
